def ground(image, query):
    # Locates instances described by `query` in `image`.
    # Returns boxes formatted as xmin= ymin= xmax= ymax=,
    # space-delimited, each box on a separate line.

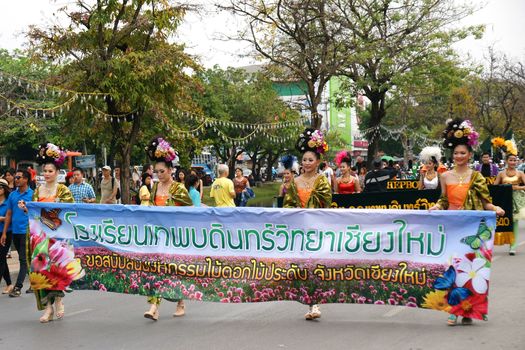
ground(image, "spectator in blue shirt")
xmin=1 ymin=169 xmax=33 ymax=297
xmin=0 ymin=179 xmax=13 ymax=294
xmin=185 ymin=174 xmax=201 ymax=207
xmin=69 ymin=168 xmax=96 ymax=203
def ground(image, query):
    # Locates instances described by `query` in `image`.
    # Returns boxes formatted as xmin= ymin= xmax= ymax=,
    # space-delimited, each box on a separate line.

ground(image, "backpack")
xmin=111 ymin=177 xmax=121 ymax=200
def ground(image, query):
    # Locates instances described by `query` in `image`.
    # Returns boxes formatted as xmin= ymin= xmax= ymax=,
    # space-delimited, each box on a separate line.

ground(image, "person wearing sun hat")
xmin=429 ymin=119 xmax=504 ymax=326
xmin=143 ymin=136 xmax=193 ymax=321
xmin=283 ymin=128 xmax=332 ymax=320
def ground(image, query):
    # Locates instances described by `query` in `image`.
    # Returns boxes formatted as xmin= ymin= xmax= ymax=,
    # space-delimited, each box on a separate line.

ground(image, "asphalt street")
xmin=0 ymin=234 xmax=524 ymax=350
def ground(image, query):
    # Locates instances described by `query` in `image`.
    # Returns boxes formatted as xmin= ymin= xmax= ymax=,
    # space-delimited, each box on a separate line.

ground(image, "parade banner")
xmin=27 ymin=203 xmax=497 ymax=320
xmin=276 ymin=185 xmax=513 ymax=234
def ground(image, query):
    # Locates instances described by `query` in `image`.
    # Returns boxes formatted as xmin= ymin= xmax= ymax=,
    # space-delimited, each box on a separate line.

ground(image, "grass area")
xmin=202 ymin=182 xmax=281 ymax=207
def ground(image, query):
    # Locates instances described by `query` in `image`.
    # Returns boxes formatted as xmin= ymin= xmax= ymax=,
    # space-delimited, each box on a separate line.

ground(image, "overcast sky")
xmin=1 ymin=0 xmax=524 ymax=68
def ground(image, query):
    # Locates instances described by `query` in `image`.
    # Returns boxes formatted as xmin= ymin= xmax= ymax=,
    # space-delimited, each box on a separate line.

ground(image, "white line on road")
xmin=67 ymin=308 xmax=93 ymax=317
xmin=383 ymin=307 xmax=405 ymax=317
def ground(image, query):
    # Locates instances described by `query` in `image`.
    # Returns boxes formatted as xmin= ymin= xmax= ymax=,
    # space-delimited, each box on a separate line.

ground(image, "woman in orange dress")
xmin=335 ymin=151 xmax=361 ymax=194
xmin=430 ymin=119 xmax=504 ymax=326
xmin=283 ymin=128 xmax=332 ymax=320
xmin=143 ymin=136 xmax=193 ymax=321
xmin=21 ymin=143 xmax=77 ymax=323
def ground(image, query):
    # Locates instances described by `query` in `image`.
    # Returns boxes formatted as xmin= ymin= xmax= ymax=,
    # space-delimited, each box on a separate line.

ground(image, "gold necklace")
xmin=454 ymin=168 xmax=470 ymax=185
xmin=157 ymin=181 xmax=172 ymax=196
xmin=299 ymin=175 xmax=316 ymax=189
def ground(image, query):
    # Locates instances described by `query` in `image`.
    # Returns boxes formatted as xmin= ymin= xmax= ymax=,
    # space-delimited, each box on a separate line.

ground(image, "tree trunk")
xmin=366 ymin=93 xmax=386 ymax=168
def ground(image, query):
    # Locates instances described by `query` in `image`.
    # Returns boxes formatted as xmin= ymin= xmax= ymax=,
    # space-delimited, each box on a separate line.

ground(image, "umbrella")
xmin=381 ymin=155 xmax=394 ymax=162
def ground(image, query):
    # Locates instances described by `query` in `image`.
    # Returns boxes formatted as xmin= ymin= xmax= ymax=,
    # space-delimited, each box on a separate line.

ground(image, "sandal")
xmin=447 ymin=314 xmax=458 ymax=326
xmin=461 ymin=317 xmax=473 ymax=325
xmin=305 ymin=305 xmax=321 ymax=320
xmin=55 ymin=298 xmax=65 ymax=319
xmin=2 ymin=285 xmax=13 ymax=294
xmin=173 ymin=301 xmax=185 ymax=317
xmin=40 ymin=304 xmax=54 ymax=323
xmin=144 ymin=304 xmax=159 ymax=321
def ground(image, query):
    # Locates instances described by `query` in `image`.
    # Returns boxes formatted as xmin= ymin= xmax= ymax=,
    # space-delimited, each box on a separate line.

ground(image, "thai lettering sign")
xmin=27 ymin=203 xmax=496 ymax=320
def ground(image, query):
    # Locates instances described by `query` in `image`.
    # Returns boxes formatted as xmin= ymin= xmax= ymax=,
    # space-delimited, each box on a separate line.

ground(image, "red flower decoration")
xmin=41 ymin=264 xmax=74 ymax=290
xmin=449 ymin=294 xmax=488 ymax=320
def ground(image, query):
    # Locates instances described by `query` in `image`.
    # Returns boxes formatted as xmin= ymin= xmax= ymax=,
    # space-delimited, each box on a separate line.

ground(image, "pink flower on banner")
xmin=456 ymin=257 xmax=490 ymax=294
xmin=31 ymin=253 xmax=49 ymax=272
xmin=194 ymin=291 xmax=203 ymax=301
xmin=48 ymin=241 xmax=73 ymax=267
xmin=406 ymin=302 xmax=417 ymax=308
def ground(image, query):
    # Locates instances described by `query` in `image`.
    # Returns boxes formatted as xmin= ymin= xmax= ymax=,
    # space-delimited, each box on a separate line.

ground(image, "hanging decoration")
xmin=361 ymin=124 xmax=442 ymax=147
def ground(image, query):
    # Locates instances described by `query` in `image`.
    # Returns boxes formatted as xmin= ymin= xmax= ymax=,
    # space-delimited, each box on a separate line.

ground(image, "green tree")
xmin=194 ymin=66 xmax=301 ymax=176
xmin=27 ymin=0 xmax=201 ymax=202
xmin=333 ymin=0 xmax=483 ymax=165
xmin=221 ymin=0 xmax=348 ymax=129
xmin=0 ymin=49 xmax=62 ymax=161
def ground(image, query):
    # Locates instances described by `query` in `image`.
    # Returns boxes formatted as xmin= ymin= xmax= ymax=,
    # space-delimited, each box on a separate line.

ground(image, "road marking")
xmin=383 ymin=307 xmax=405 ymax=317
xmin=67 ymin=308 xmax=93 ymax=317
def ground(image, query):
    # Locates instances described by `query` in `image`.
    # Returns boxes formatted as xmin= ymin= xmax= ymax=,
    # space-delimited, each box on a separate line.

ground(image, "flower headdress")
xmin=335 ymin=150 xmax=352 ymax=167
xmin=442 ymin=118 xmax=479 ymax=149
xmin=146 ymin=136 xmax=177 ymax=163
xmin=295 ymin=128 xmax=329 ymax=155
xmin=419 ymin=146 xmax=442 ymax=164
xmin=492 ymin=137 xmax=517 ymax=156
xmin=36 ymin=143 xmax=67 ymax=167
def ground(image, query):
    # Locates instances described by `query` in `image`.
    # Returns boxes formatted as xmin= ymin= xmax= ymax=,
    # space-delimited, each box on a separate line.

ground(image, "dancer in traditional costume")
xmin=283 ymin=128 xmax=332 ymax=320
xmin=279 ymin=155 xmax=296 ymax=197
xmin=418 ymin=146 xmax=442 ymax=190
xmin=430 ymin=119 xmax=504 ymax=326
xmin=143 ymin=136 xmax=192 ymax=321
xmin=24 ymin=143 xmax=81 ymax=323
xmin=335 ymin=151 xmax=361 ymax=194
xmin=494 ymin=149 xmax=525 ymax=255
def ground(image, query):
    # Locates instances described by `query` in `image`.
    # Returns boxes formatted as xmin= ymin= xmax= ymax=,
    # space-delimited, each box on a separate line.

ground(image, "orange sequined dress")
xmin=297 ymin=188 xmax=313 ymax=208
xmin=446 ymin=184 xmax=469 ymax=210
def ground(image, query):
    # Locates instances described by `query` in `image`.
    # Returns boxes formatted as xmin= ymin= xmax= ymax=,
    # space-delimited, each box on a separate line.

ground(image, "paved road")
xmin=1 ymin=237 xmax=524 ymax=350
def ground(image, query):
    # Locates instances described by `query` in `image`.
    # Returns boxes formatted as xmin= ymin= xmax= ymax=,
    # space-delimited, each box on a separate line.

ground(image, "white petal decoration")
xmin=472 ymin=276 xmax=488 ymax=294
xmin=457 ymin=260 xmax=472 ymax=272
xmin=472 ymin=258 xmax=486 ymax=272
xmin=477 ymin=267 xmax=491 ymax=280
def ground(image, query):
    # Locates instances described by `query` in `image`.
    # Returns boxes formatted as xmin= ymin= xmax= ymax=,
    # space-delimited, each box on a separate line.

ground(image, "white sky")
xmin=0 ymin=0 xmax=524 ymax=68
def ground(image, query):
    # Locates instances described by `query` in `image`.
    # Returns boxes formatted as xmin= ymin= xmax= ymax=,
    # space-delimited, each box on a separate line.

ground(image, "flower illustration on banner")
xmin=455 ymin=258 xmax=490 ymax=294
xmin=29 ymin=225 xmax=85 ymax=291
xmin=29 ymin=272 xmax=53 ymax=290
xmin=422 ymin=290 xmax=451 ymax=312
xmin=422 ymin=219 xmax=494 ymax=320
xmin=449 ymin=294 xmax=488 ymax=320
